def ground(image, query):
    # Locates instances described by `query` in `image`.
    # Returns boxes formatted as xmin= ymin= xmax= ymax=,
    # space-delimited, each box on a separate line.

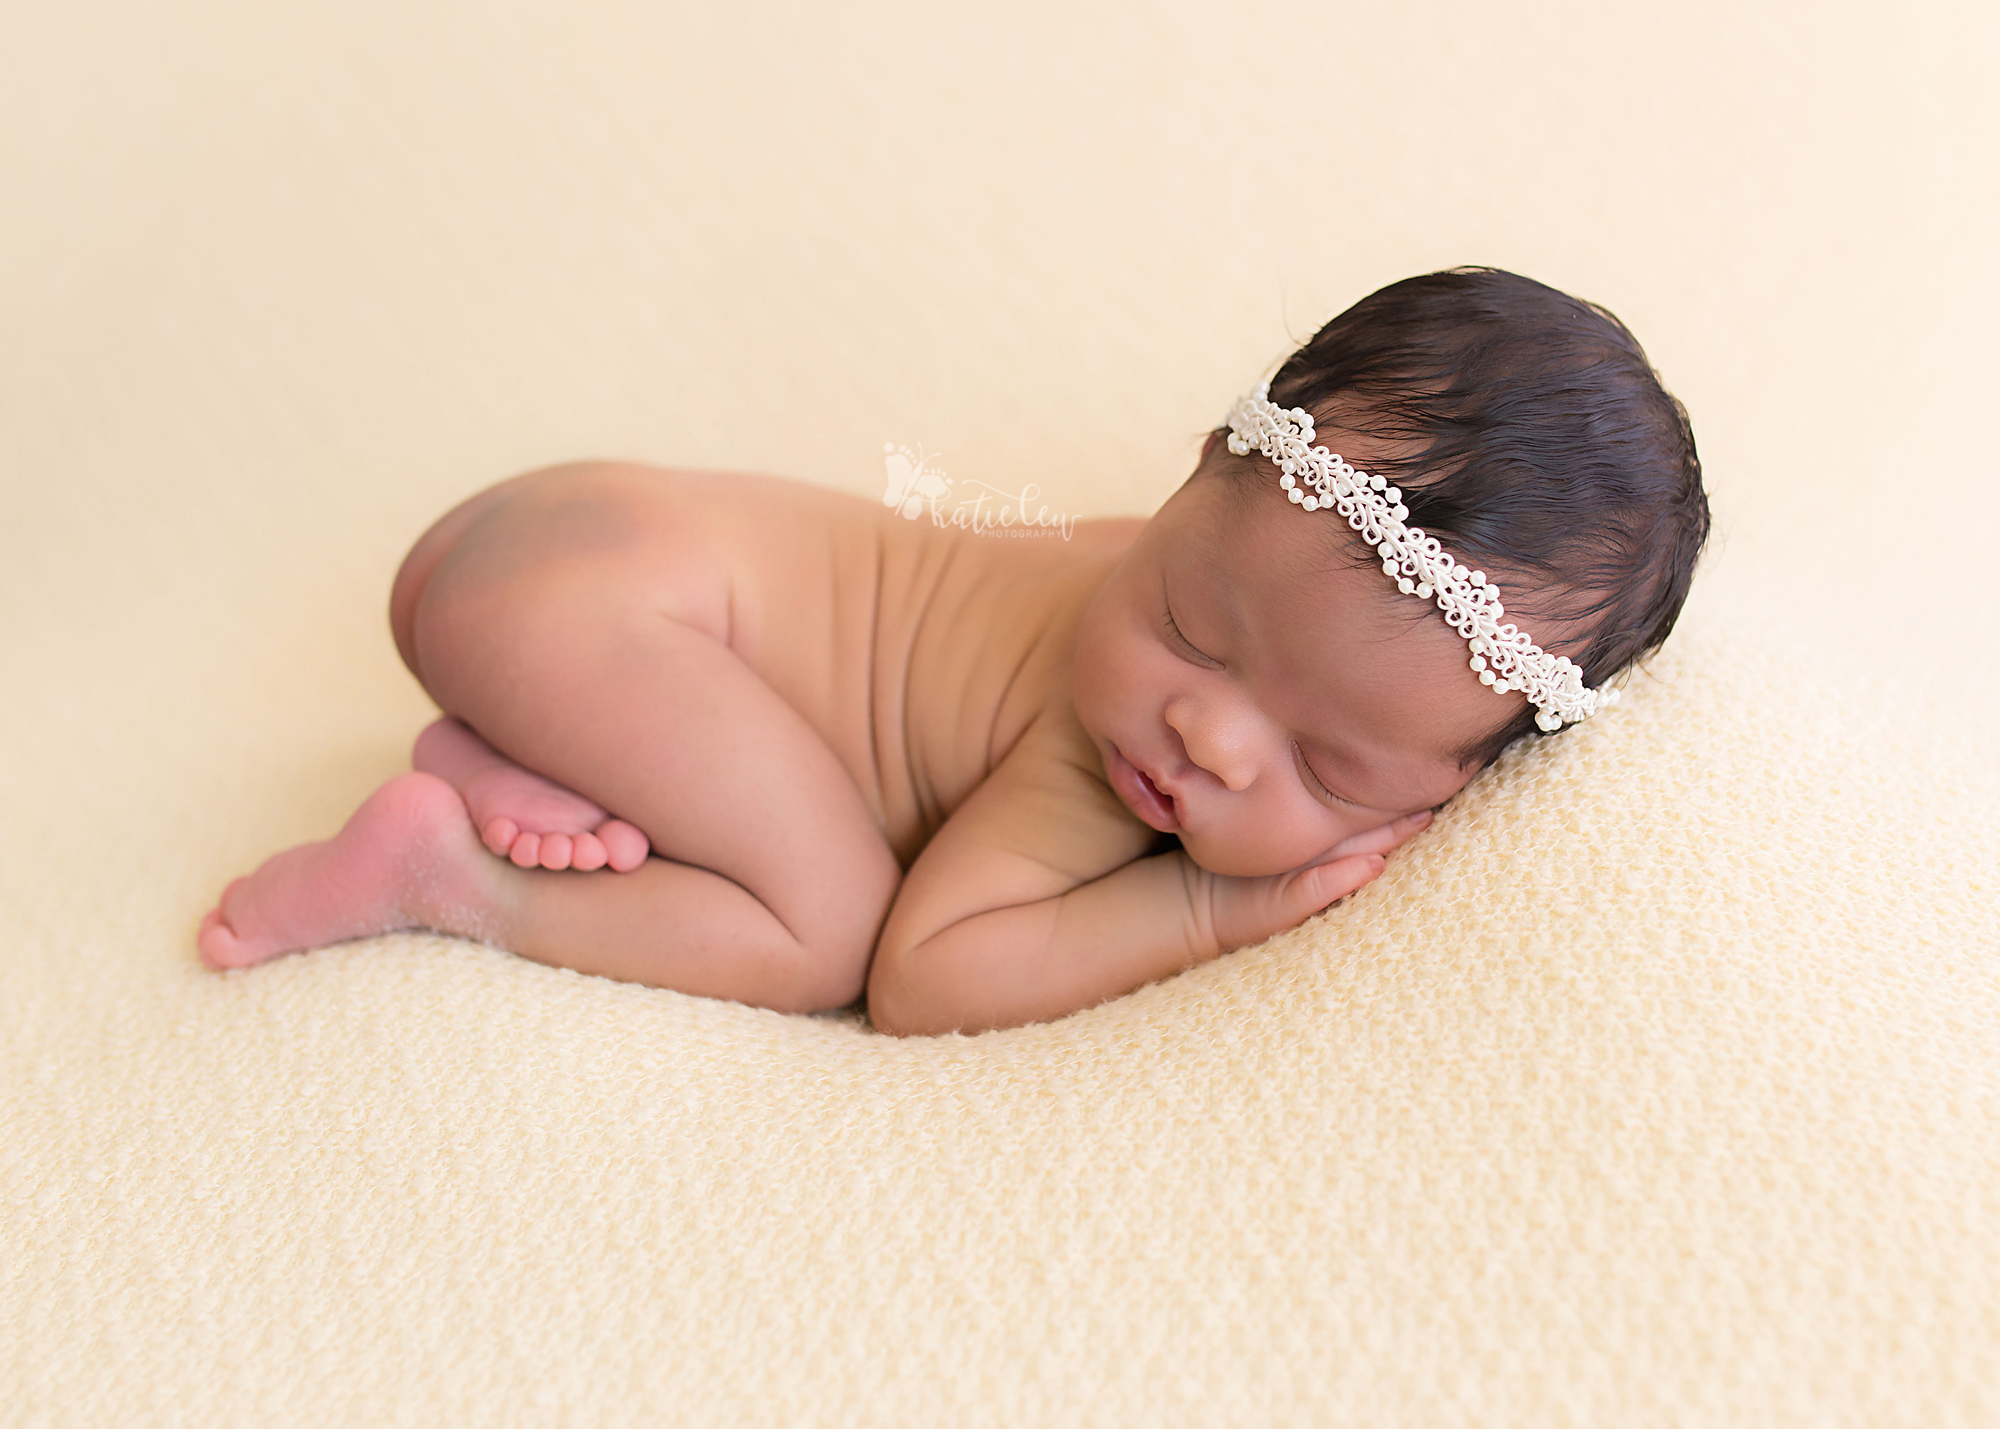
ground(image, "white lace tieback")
xmin=1225 ymin=386 xmax=1618 ymax=732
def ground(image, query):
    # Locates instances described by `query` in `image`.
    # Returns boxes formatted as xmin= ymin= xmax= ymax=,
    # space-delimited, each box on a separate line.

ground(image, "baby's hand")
xmin=1197 ymin=809 xmax=1432 ymax=955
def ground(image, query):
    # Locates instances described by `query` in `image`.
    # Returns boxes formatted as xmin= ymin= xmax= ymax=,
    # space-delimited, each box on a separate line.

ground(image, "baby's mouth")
xmin=1109 ymin=743 xmax=1181 ymax=833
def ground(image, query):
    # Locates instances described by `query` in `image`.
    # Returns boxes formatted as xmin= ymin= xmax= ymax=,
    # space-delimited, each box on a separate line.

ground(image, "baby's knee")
xmin=767 ymin=941 xmax=873 ymax=1014
xmin=769 ymin=862 xmax=899 ymax=1013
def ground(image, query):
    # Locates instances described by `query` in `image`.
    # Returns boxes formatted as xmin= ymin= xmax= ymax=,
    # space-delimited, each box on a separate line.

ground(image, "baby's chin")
xmin=1175 ymin=833 xmax=1300 ymax=880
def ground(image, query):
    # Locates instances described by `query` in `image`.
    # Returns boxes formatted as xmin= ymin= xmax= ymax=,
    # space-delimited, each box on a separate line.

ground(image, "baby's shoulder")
xmin=927 ymin=689 xmax=1162 ymax=888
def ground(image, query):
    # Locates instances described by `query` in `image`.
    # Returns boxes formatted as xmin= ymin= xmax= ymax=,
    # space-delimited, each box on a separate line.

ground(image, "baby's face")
xmin=1071 ymin=456 xmax=1528 ymax=878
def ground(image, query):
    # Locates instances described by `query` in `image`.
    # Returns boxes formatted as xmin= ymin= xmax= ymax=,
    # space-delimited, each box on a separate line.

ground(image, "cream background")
xmin=3 ymin=2 xmax=1997 ymax=1425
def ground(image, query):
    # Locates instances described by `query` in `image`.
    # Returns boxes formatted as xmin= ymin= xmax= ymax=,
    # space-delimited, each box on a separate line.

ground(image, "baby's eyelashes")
xmin=1161 ymin=602 xmax=1223 ymax=668
xmin=1291 ymin=741 xmax=1372 ymax=811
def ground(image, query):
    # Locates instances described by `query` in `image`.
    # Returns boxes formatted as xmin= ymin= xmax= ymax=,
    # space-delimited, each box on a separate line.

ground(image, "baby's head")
xmin=1072 ymin=267 xmax=1708 ymax=877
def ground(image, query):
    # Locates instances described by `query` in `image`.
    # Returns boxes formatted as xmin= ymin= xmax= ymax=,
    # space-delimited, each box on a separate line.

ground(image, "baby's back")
xmin=537 ymin=464 xmax=1135 ymax=866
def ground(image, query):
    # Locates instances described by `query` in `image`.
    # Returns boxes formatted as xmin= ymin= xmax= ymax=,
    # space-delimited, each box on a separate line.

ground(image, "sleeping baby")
xmin=198 ymin=267 xmax=1709 ymax=1035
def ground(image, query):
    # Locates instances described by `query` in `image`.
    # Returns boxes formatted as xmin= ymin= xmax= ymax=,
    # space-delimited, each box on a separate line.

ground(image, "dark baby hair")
xmin=1218 ymin=266 xmax=1710 ymax=766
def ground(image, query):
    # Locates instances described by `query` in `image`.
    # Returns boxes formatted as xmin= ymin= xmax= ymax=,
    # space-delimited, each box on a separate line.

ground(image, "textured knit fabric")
xmin=4 ymin=2 xmax=1996 ymax=1425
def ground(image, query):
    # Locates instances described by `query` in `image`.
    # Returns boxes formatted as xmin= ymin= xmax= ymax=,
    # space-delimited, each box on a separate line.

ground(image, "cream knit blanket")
xmin=4 ymin=2 xmax=1995 ymax=1423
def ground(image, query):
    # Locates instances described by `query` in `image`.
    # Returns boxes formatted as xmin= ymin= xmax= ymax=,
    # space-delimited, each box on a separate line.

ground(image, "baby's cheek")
xmin=1214 ymin=803 xmax=1361 ymax=877
xmin=1066 ymin=623 xmax=1119 ymax=722
xmin=1182 ymin=819 xmax=1316 ymax=879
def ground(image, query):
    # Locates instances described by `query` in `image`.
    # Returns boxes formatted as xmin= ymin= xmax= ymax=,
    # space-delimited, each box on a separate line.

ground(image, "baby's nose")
xmin=1164 ymin=698 xmax=1257 ymax=793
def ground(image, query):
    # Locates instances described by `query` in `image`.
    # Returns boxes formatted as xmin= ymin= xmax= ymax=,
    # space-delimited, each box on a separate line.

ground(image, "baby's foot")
xmin=198 ymin=772 xmax=491 ymax=969
xmin=460 ymin=764 xmax=651 ymax=872
xmin=412 ymin=717 xmax=650 ymax=872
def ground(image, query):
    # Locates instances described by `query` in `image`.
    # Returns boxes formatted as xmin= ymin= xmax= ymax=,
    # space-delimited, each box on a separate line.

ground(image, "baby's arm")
xmin=867 ymin=710 xmax=1423 ymax=1036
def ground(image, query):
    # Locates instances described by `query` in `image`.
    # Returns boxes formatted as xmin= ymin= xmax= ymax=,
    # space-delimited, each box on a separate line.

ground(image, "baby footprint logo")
xmin=882 ymin=442 xmax=950 ymax=521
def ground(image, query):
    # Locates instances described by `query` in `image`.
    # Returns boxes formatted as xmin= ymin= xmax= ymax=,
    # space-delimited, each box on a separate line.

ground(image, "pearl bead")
xmin=1227 ymin=388 xmax=1616 ymax=736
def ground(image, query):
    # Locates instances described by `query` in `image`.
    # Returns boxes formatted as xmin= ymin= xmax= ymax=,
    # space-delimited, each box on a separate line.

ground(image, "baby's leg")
xmin=412 ymin=577 xmax=902 ymax=1006
xmin=201 ymin=616 xmax=899 ymax=1007
xmin=388 ymin=473 xmax=649 ymax=874
xmin=203 ymin=469 xmax=902 ymax=1011
xmin=412 ymin=716 xmax=649 ymax=872
xmin=198 ymin=768 xmax=877 ymax=1011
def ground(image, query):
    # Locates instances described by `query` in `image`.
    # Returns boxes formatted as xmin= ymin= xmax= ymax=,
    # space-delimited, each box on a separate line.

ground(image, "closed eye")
xmin=1293 ymin=741 xmax=1370 ymax=811
xmin=1162 ymin=602 xmax=1223 ymax=668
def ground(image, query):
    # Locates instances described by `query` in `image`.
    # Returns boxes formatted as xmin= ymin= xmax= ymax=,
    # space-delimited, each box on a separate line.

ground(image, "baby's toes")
xmin=482 ymin=817 xmax=519 ymax=858
xmin=598 ymin=819 xmax=651 ymax=873
xmin=569 ymin=832 xmax=609 ymax=872
xmin=197 ymin=882 xmax=251 ymax=968
xmin=508 ymin=831 xmax=543 ymax=868
xmin=537 ymin=833 xmax=575 ymax=870
xmin=197 ymin=907 xmax=236 ymax=968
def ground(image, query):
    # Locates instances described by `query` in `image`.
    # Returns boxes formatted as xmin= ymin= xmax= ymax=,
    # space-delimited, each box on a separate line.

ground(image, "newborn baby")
xmin=198 ymin=268 xmax=1708 ymax=1034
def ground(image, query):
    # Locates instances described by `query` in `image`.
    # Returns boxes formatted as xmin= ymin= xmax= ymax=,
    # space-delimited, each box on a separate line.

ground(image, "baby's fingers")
xmin=1207 ymin=852 xmax=1387 ymax=954
xmin=1329 ymin=808 xmax=1433 ymax=861
xmin=1300 ymin=852 xmax=1387 ymax=913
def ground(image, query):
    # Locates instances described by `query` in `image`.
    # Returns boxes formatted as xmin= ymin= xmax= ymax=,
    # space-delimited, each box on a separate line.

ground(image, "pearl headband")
xmin=1226 ymin=386 xmax=1618 ymax=731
